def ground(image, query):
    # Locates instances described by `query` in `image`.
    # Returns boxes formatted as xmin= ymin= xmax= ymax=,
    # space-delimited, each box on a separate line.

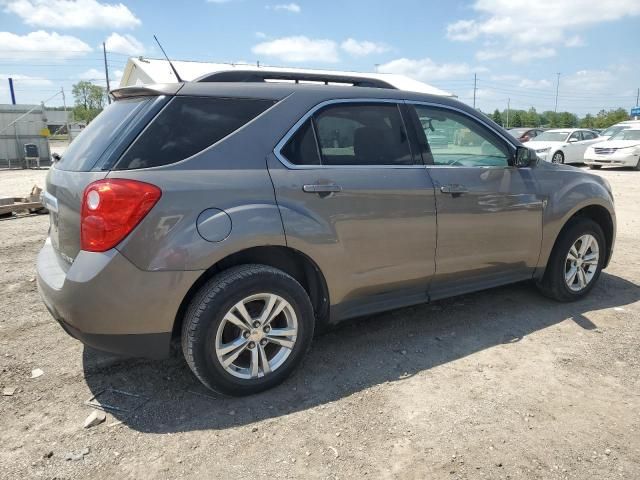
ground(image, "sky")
xmin=0 ymin=0 xmax=639 ymax=115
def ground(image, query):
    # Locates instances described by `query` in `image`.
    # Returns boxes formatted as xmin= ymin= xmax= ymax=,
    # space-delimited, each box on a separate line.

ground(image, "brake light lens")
xmin=81 ymin=179 xmax=161 ymax=252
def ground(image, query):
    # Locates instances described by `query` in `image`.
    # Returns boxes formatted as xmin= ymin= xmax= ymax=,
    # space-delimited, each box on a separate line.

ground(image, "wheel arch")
xmin=539 ymin=203 xmax=615 ymax=278
xmin=172 ymin=246 xmax=330 ymax=339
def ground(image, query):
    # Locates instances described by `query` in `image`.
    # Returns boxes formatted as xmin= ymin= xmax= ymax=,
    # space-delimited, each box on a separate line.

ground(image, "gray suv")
xmin=37 ymin=73 xmax=616 ymax=395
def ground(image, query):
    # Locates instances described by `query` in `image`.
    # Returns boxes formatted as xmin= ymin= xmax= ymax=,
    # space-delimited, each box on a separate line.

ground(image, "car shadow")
xmin=82 ymin=272 xmax=639 ymax=433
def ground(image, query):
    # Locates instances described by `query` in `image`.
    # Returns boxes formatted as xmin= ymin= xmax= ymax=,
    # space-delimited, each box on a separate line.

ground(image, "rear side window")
xmin=314 ymin=103 xmax=413 ymax=166
xmin=57 ymin=97 xmax=153 ymax=171
xmin=116 ymin=97 xmax=275 ymax=170
xmin=281 ymin=119 xmax=321 ymax=165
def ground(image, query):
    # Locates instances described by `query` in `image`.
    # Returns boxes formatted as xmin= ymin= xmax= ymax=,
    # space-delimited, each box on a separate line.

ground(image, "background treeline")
xmin=485 ymin=107 xmax=630 ymax=129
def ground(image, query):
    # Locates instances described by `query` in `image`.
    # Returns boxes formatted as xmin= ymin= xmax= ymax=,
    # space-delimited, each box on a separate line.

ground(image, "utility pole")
xmin=554 ymin=72 xmax=561 ymax=113
xmin=506 ymin=98 xmax=510 ymax=128
xmin=473 ymin=73 xmax=477 ymax=109
xmin=61 ymin=87 xmax=71 ymax=143
xmin=102 ymin=42 xmax=111 ymax=104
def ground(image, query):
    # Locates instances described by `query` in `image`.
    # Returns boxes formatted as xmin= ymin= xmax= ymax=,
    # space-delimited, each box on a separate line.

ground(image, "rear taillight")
xmin=81 ymin=179 xmax=161 ymax=252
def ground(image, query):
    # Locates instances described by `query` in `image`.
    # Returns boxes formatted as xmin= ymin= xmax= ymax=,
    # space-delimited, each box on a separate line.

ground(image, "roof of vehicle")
xmin=119 ymin=57 xmax=455 ymax=97
xmin=111 ymin=81 xmax=467 ymax=109
xmin=544 ymin=128 xmax=594 ymax=133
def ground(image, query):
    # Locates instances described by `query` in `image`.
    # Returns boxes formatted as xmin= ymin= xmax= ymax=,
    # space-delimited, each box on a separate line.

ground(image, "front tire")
xmin=589 ymin=164 xmax=602 ymax=170
xmin=182 ymin=264 xmax=315 ymax=396
xmin=537 ymin=218 xmax=605 ymax=301
xmin=552 ymin=151 xmax=564 ymax=164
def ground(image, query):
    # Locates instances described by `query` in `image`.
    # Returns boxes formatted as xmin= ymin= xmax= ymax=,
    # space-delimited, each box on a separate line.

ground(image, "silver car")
xmin=37 ymin=73 xmax=616 ymax=395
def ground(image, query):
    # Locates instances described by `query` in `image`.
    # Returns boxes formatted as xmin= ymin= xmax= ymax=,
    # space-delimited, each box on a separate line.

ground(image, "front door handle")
xmin=440 ymin=184 xmax=469 ymax=195
xmin=303 ymin=184 xmax=342 ymax=194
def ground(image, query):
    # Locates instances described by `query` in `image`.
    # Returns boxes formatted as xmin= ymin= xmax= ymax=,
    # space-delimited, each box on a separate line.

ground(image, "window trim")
xmin=274 ymin=98 xmax=424 ymax=170
xmin=405 ymin=101 xmax=518 ymax=169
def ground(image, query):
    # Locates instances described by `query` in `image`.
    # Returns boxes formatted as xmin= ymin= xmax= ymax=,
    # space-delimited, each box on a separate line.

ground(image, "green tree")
xmin=579 ymin=113 xmax=595 ymax=128
xmin=492 ymin=109 xmax=503 ymax=126
xmin=511 ymin=111 xmax=523 ymax=127
xmin=525 ymin=107 xmax=538 ymax=127
xmin=72 ymin=81 xmax=106 ymax=123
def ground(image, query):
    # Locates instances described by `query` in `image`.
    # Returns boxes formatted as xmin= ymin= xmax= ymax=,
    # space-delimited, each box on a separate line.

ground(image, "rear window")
xmin=115 ymin=97 xmax=275 ymax=170
xmin=56 ymin=97 xmax=153 ymax=171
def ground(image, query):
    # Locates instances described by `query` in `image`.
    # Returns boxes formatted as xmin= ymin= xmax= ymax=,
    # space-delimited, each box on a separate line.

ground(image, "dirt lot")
xmin=0 ymin=167 xmax=638 ymax=480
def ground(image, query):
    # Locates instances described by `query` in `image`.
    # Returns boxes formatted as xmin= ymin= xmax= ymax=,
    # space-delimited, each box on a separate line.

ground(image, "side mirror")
xmin=51 ymin=153 xmax=61 ymax=162
xmin=568 ymin=138 xmax=578 ymax=143
xmin=514 ymin=146 xmax=537 ymax=168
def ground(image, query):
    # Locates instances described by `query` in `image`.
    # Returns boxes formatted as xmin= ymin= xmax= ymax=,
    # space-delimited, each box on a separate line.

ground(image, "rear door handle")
xmin=303 ymin=184 xmax=342 ymax=194
xmin=440 ymin=184 xmax=469 ymax=195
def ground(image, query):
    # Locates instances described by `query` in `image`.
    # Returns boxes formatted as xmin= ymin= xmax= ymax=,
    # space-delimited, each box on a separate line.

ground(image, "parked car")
xmin=37 ymin=74 xmax=616 ymax=396
xmin=508 ymin=128 xmax=545 ymax=142
xmin=596 ymin=120 xmax=640 ymax=140
xmin=584 ymin=126 xmax=640 ymax=170
xmin=527 ymin=128 xmax=601 ymax=164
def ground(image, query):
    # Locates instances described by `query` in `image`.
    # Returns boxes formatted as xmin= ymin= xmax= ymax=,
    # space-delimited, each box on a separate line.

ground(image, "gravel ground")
xmin=0 ymin=167 xmax=638 ymax=480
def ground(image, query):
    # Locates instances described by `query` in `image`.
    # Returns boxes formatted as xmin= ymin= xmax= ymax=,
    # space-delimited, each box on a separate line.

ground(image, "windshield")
xmin=534 ymin=131 xmax=569 ymax=142
xmin=56 ymin=97 xmax=153 ymax=171
xmin=610 ymin=129 xmax=640 ymax=141
xmin=600 ymin=125 xmax=630 ymax=137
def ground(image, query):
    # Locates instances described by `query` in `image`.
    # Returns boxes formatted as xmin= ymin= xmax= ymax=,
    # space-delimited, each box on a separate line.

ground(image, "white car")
xmin=596 ymin=120 xmax=640 ymax=141
xmin=527 ymin=128 xmax=601 ymax=164
xmin=584 ymin=127 xmax=640 ymax=170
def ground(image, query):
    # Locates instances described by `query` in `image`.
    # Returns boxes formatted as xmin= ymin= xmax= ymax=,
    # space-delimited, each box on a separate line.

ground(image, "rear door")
xmin=268 ymin=100 xmax=437 ymax=318
xmin=407 ymin=103 xmax=544 ymax=299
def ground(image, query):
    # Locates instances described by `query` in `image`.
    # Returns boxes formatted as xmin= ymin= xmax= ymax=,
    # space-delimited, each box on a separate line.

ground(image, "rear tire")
xmin=537 ymin=218 xmax=605 ymax=302
xmin=589 ymin=164 xmax=602 ymax=170
xmin=182 ymin=264 xmax=314 ymax=396
xmin=635 ymin=159 xmax=640 ymax=171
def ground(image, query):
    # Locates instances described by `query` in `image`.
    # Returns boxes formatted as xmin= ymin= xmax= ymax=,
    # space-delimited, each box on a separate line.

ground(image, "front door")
xmin=268 ymin=101 xmax=437 ymax=319
xmin=408 ymin=103 xmax=544 ymax=299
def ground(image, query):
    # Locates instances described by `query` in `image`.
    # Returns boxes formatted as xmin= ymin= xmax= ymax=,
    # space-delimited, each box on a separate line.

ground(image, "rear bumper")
xmin=37 ymin=238 xmax=203 ymax=359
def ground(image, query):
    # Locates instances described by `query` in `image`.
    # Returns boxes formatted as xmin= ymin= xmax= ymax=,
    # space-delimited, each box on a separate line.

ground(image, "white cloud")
xmin=340 ymin=38 xmax=389 ymax=57
xmin=255 ymin=31 xmax=268 ymax=39
xmin=563 ymin=69 xmax=615 ymax=93
xmin=377 ymin=57 xmax=480 ymax=81
xmin=447 ymin=0 xmax=640 ymax=62
xmin=252 ymin=36 xmax=339 ymax=63
xmin=269 ymin=3 xmax=300 ymax=13
xmin=0 ymin=30 xmax=92 ymax=60
xmin=476 ymin=46 xmax=556 ymax=62
xmin=4 ymin=0 xmax=140 ymax=29
xmin=518 ymin=78 xmax=552 ymax=89
xmin=565 ymin=35 xmax=585 ymax=47
xmin=104 ymin=32 xmax=144 ymax=55
xmin=0 ymin=73 xmax=52 ymax=86
xmin=77 ymin=67 xmax=122 ymax=88
xmin=78 ymin=68 xmax=104 ymax=81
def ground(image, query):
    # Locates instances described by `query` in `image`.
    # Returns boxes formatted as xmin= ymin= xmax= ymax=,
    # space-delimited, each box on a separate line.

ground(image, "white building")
xmin=119 ymin=57 xmax=453 ymax=97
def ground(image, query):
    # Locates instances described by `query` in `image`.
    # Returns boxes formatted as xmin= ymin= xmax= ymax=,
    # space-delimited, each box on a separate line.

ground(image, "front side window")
xmin=412 ymin=105 xmax=510 ymax=167
xmin=313 ymin=103 xmax=413 ymax=166
xmin=569 ymin=131 xmax=582 ymax=142
xmin=116 ymin=97 xmax=275 ymax=170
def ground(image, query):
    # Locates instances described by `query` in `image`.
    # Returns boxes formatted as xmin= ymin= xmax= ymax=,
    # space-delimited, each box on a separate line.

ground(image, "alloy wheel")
xmin=214 ymin=293 xmax=298 ymax=379
xmin=565 ymin=234 xmax=599 ymax=292
xmin=552 ymin=152 xmax=564 ymax=164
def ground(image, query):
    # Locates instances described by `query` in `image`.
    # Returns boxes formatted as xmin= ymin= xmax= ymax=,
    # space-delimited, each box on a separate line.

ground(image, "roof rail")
xmin=194 ymin=70 xmax=397 ymax=90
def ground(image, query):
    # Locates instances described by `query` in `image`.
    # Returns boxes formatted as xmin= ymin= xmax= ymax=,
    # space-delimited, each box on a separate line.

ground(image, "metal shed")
xmin=0 ymin=104 xmax=53 ymax=168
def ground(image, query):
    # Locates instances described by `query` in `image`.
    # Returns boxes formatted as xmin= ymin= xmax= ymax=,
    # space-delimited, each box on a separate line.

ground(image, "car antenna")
xmin=153 ymin=34 xmax=183 ymax=83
